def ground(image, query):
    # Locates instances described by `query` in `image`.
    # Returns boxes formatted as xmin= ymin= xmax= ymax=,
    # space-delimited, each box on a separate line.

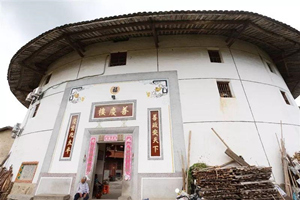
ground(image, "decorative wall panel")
xmin=61 ymin=113 xmax=80 ymax=160
xmin=148 ymin=108 xmax=163 ymax=160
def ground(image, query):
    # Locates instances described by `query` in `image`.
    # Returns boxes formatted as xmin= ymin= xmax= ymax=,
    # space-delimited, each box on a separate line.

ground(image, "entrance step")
xmin=33 ymin=194 xmax=70 ymax=200
xmin=8 ymin=194 xmax=34 ymax=200
xmin=118 ymin=196 xmax=131 ymax=200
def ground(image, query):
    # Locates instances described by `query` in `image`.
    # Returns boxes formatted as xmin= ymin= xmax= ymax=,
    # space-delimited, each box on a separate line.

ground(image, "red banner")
xmin=62 ymin=114 xmax=79 ymax=158
xmin=150 ymin=110 xmax=161 ymax=157
xmin=86 ymin=137 xmax=96 ymax=175
xmin=124 ymin=135 xmax=132 ymax=180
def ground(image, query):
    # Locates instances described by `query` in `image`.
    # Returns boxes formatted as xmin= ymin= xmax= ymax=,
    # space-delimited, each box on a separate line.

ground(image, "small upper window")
xmin=109 ymin=52 xmax=127 ymax=67
xmin=266 ymin=62 xmax=275 ymax=73
xmin=44 ymin=74 xmax=52 ymax=85
xmin=208 ymin=50 xmax=222 ymax=63
xmin=217 ymin=81 xmax=233 ymax=98
xmin=280 ymin=91 xmax=290 ymax=105
xmin=32 ymin=103 xmax=40 ymax=118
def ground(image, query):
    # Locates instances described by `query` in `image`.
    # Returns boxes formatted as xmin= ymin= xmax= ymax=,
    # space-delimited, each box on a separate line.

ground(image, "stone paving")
xmin=92 ymin=180 xmax=122 ymax=200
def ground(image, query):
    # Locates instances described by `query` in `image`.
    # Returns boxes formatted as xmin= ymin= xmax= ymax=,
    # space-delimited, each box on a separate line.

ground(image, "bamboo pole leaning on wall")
xmin=181 ymin=153 xmax=186 ymax=190
xmin=186 ymin=131 xmax=192 ymax=192
xmin=280 ymin=121 xmax=293 ymax=197
xmin=211 ymin=128 xmax=249 ymax=166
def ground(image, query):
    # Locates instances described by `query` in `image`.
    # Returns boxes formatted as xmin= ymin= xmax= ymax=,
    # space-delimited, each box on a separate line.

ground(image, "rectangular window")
xmin=281 ymin=91 xmax=290 ymax=105
xmin=217 ymin=81 xmax=233 ymax=98
xmin=44 ymin=74 xmax=52 ymax=85
xmin=208 ymin=50 xmax=222 ymax=63
xmin=15 ymin=162 xmax=38 ymax=183
xmin=32 ymin=103 xmax=40 ymax=118
xmin=267 ymin=62 xmax=274 ymax=73
xmin=109 ymin=52 xmax=127 ymax=67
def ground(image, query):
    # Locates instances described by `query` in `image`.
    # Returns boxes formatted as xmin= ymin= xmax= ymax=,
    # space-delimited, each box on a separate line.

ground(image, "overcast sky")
xmin=0 ymin=0 xmax=300 ymax=127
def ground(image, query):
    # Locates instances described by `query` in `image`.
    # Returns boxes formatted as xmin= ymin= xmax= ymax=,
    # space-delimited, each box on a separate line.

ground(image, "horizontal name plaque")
xmin=90 ymin=100 xmax=136 ymax=122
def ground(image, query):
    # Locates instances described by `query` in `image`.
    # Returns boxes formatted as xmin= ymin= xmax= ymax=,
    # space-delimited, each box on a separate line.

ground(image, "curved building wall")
xmin=6 ymin=35 xmax=300 ymax=197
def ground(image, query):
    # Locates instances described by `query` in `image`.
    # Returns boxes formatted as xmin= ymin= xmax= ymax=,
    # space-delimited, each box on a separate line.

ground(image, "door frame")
xmin=75 ymin=126 xmax=139 ymax=200
xmin=93 ymin=141 xmax=125 ymax=198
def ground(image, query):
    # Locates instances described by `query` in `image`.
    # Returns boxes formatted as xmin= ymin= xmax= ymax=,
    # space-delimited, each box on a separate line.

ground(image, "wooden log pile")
xmin=284 ymin=154 xmax=300 ymax=199
xmin=192 ymin=166 xmax=281 ymax=199
xmin=294 ymin=152 xmax=300 ymax=162
xmin=277 ymin=126 xmax=300 ymax=199
xmin=0 ymin=166 xmax=13 ymax=200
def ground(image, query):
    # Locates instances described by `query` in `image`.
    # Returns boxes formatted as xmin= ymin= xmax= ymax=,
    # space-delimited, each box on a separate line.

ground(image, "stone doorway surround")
xmin=75 ymin=127 xmax=139 ymax=200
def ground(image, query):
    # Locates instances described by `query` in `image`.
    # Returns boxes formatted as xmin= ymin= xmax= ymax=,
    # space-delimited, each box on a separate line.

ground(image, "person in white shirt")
xmin=74 ymin=176 xmax=89 ymax=200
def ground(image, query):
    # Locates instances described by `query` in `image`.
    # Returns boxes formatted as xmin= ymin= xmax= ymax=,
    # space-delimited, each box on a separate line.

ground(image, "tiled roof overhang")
xmin=0 ymin=126 xmax=13 ymax=132
xmin=7 ymin=10 xmax=300 ymax=107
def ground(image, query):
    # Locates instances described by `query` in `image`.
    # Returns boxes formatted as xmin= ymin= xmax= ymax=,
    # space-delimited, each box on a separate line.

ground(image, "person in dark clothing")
xmin=94 ymin=174 xmax=103 ymax=199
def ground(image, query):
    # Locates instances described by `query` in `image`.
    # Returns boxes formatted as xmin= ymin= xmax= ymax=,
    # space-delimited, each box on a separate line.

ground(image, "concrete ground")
xmin=92 ymin=180 xmax=122 ymax=200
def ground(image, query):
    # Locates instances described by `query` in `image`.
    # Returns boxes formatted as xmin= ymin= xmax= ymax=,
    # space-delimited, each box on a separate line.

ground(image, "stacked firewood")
xmin=294 ymin=152 xmax=300 ymax=162
xmin=0 ymin=166 xmax=13 ymax=200
xmin=192 ymin=166 xmax=281 ymax=199
xmin=284 ymin=154 xmax=300 ymax=199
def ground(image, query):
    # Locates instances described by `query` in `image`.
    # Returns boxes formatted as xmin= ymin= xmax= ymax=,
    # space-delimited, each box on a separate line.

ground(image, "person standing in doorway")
xmin=74 ymin=176 xmax=89 ymax=200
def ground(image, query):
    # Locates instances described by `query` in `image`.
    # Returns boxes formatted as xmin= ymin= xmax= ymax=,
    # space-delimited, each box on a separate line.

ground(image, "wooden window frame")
xmin=280 ymin=91 xmax=290 ymax=105
xmin=44 ymin=74 xmax=52 ymax=85
xmin=109 ymin=52 xmax=127 ymax=67
xmin=217 ymin=81 xmax=233 ymax=98
xmin=208 ymin=50 xmax=222 ymax=63
xmin=266 ymin=62 xmax=275 ymax=73
xmin=32 ymin=103 xmax=40 ymax=118
xmin=15 ymin=162 xmax=38 ymax=183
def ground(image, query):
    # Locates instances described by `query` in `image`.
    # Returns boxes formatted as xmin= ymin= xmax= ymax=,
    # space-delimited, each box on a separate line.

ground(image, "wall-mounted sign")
xmin=104 ymin=135 xmax=118 ymax=142
xmin=110 ymin=86 xmax=120 ymax=94
xmin=61 ymin=113 xmax=80 ymax=160
xmin=124 ymin=135 xmax=133 ymax=181
xmin=90 ymin=100 xmax=136 ymax=122
xmin=15 ymin=162 xmax=38 ymax=183
xmin=148 ymin=108 xmax=163 ymax=159
xmin=99 ymin=134 xmax=124 ymax=142
xmin=86 ymin=137 xmax=97 ymax=175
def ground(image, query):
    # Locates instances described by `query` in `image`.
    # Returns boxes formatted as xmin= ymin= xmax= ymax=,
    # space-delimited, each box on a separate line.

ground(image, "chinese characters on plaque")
xmin=86 ymin=137 xmax=96 ymax=175
xmin=62 ymin=114 xmax=79 ymax=159
xmin=124 ymin=135 xmax=133 ymax=181
xmin=110 ymin=86 xmax=120 ymax=94
xmin=94 ymin=103 xmax=133 ymax=119
xmin=104 ymin=135 xmax=118 ymax=142
xmin=149 ymin=109 xmax=162 ymax=158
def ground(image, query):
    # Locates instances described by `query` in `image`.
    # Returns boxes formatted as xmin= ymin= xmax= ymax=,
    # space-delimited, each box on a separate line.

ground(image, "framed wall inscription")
xmin=15 ymin=162 xmax=38 ymax=183
xmin=61 ymin=113 xmax=80 ymax=160
xmin=148 ymin=108 xmax=163 ymax=160
xmin=90 ymin=100 xmax=136 ymax=122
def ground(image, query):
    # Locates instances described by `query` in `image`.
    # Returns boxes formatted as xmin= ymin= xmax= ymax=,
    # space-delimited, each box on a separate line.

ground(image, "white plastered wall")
xmin=6 ymin=93 xmax=64 ymax=182
xmin=9 ymin=35 xmax=300 ymax=186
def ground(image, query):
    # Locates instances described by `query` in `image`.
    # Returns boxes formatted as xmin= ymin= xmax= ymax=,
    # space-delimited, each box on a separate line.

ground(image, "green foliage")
xmin=190 ymin=163 xmax=208 ymax=171
xmin=187 ymin=163 xmax=208 ymax=193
